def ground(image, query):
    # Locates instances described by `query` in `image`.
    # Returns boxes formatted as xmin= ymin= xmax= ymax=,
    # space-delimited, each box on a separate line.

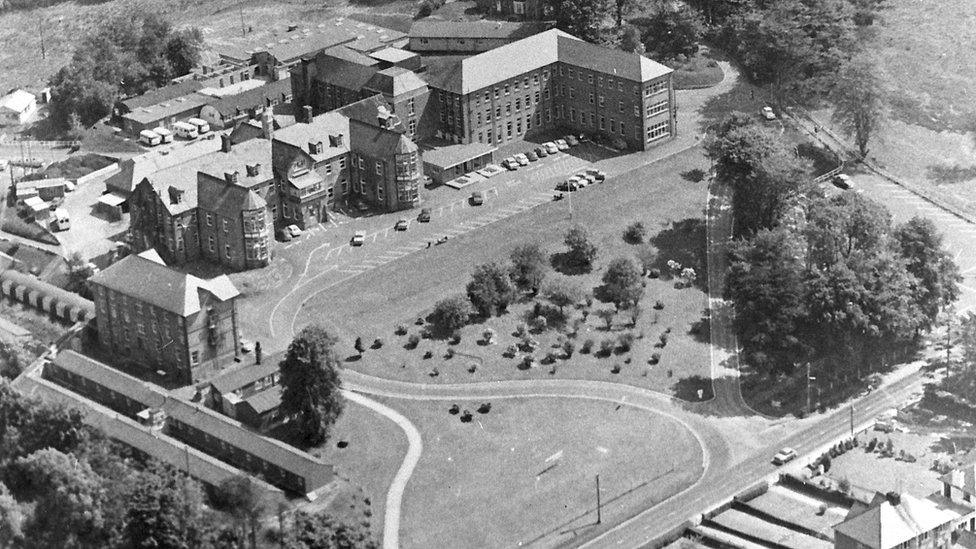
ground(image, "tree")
xmin=509 ymin=243 xmax=549 ymax=292
xmin=804 ymin=191 xmax=891 ymax=267
xmin=705 ymin=114 xmax=807 ymax=237
xmin=549 ymin=0 xmax=608 ymax=42
xmin=614 ymin=0 xmax=632 ymax=27
xmin=278 ymin=326 xmax=344 ymax=446
xmin=165 ymin=28 xmax=204 ymax=77
xmin=354 ymin=337 xmax=365 ymax=356
xmin=596 ymin=308 xmax=616 ymax=330
xmin=564 ymin=225 xmax=598 ymax=271
xmin=619 ymin=23 xmax=645 ymax=54
xmin=430 ymin=295 xmax=473 ymax=336
xmin=467 ymin=262 xmax=517 ymax=317
xmin=641 ymin=3 xmax=705 ymax=60
xmin=0 ymin=379 xmax=91 ymax=467
xmin=124 ymin=463 xmax=206 ymax=549
xmin=601 ymin=257 xmax=644 ymax=309
xmin=10 ymin=448 xmax=109 ymax=548
xmin=210 ymin=474 xmax=265 ymax=548
xmin=830 ymin=53 xmax=886 ymax=158
xmin=894 ymin=216 xmax=960 ymax=329
xmin=543 ymin=276 xmax=584 ymax=314
xmin=0 ymin=482 xmax=24 ymax=548
xmin=635 ymin=244 xmax=658 ymax=274
xmin=285 ymin=511 xmax=377 ymax=549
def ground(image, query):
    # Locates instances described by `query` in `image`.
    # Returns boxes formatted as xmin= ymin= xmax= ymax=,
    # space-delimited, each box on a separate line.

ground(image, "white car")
xmin=832 ymin=173 xmax=853 ymax=190
xmin=762 ymin=106 xmax=777 ymax=120
xmin=286 ymin=224 xmax=303 ymax=238
xmin=514 ymin=153 xmax=530 ymax=166
xmin=502 ymin=157 xmax=520 ymax=170
xmin=555 ymin=139 xmax=569 ymax=151
xmin=543 ymin=142 xmax=559 ymax=154
xmin=351 ymin=231 xmax=366 ymax=246
xmin=772 ymin=447 xmax=798 ymax=465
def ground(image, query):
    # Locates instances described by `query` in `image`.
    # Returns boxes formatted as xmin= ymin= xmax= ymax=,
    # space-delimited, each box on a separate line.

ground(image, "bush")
xmin=482 ymin=328 xmax=496 ymax=344
xmin=445 ymin=348 xmax=455 ymax=359
xmin=449 ymin=333 xmax=462 ymax=345
xmin=649 ymin=353 xmax=661 ymax=365
xmin=617 ymin=332 xmax=636 ymax=353
xmin=504 ymin=344 xmax=518 ymax=358
xmin=407 ymin=334 xmax=421 ymax=349
xmin=416 ymin=317 xmax=425 ymax=325
xmin=515 ymin=323 xmax=528 ymax=338
xmin=468 ymin=363 xmax=477 ymax=373
xmin=563 ymin=340 xmax=575 ymax=358
xmin=430 ymin=295 xmax=472 ymax=336
xmin=647 ymin=268 xmax=661 ymax=279
xmin=653 ymin=300 xmax=665 ymax=310
xmin=624 ymin=221 xmax=647 ymax=244
xmin=610 ymin=364 xmax=622 ymax=374
xmin=581 ymin=339 xmax=594 ymax=354
xmin=532 ymin=315 xmax=548 ymax=332
xmin=545 ymin=352 xmax=557 ymax=364
xmin=423 ymin=350 xmax=433 ymax=359
xmin=599 ymin=338 xmax=616 ymax=356
xmin=372 ymin=338 xmax=383 ymax=349
xmin=395 ymin=324 xmax=408 ymax=336
xmin=838 ymin=477 xmax=851 ymax=494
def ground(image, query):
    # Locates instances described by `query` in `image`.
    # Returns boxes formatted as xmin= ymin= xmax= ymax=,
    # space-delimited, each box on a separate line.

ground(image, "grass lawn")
xmin=385 ymin=396 xmax=704 ymax=549
xmin=0 ymin=299 xmax=71 ymax=377
xmin=825 ymin=429 xmax=947 ymax=499
xmin=670 ymin=52 xmax=725 ymax=90
xmin=0 ymin=207 xmax=59 ymax=247
xmin=292 ymin=147 xmax=713 ymax=397
xmin=304 ymin=397 xmax=409 ymax=541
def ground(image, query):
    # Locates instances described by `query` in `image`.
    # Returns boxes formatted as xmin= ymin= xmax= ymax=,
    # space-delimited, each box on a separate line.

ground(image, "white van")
xmin=153 ymin=126 xmax=173 ymax=143
xmin=173 ymin=121 xmax=198 ymax=140
xmin=187 ymin=117 xmax=210 ymax=135
xmin=51 ymin=208 xmax=70 ymax=231
xmin=138 ymin=129 xmax=162 ymax=146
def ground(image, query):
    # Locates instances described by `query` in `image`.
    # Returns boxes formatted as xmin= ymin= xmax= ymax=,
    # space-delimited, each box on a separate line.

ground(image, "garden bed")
xmin=670 ymin=53 xmax=725 ymax=90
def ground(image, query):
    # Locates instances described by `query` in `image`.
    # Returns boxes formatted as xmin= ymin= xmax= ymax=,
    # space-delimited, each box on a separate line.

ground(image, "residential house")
xmin=196 ymin=78 xmax=293 ymax=131
xmin=89 ymin=249 xmax=241 ymax=385
xmin=207 ymin=361 xmax=284 ymax=430
xmin=0 ymin=89 xmax=38 ymax=125
xmin=407 ymin=20 xmax=553 ymax=53
xmin=941 ymin=464 xmax=976 ymax=530
xmin=834 ymin=492 xmax=973 ymax=549
xmin=104 ymin=134 xmax=223 ymax=201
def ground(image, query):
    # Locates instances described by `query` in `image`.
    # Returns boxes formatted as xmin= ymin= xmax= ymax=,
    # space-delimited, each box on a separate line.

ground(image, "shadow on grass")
xmin=926 ymin=164 xmax=976 ymax=185
xmin=550 ymin=251 xmax=592 ymax=276
xmin=672 ymin=375 xmax=715 ymax=402
xmin=688 ymin=312 xmax=710 ymax=344
xmin=681 ymin=168 xmax=707 ymax=183
xmin=649 ymin=218 xmax=707 ymax=291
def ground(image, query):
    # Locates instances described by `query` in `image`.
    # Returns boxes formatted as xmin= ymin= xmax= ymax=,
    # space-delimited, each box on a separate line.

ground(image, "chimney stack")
xmin=168 ymin=186 xmax=184 ymax=205
xmin=303 ymin=105 xmax=313 ymax=124
xmin=220 ymin=134 xmax=232 ymax=153
xmin=885 ymin=492 xmax=901 ymax=506
xmin=261 ymin=108 xmax=274 ymax=140
xmin=225 ymin=171 xmax=239 ymax=184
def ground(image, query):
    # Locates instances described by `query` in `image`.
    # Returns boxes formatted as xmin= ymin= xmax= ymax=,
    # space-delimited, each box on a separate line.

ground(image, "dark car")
xmin=417 ymin=208 xmax=432 ymax=222
xmin=564 ymin=135 xmax=580 ymax=147
xmin=470 ymin=191 xmax=484 ymax=206
xmin=832 ymin=174 xmax=852 ymax=190
xmin=526 ymin=150 xmax=539 ymax=162
xmin=394 ymin=219 xmax=408 ymax=231
xmin=534 ymin=146 xmax=549 ymax=158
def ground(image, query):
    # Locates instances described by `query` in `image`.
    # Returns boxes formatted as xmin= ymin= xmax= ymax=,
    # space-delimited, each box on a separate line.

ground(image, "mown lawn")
xmin=389 ymin=396 xmax=704 ymax=549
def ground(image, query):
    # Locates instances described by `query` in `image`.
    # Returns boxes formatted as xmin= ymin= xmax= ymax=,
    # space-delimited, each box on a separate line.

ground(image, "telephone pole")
xmin=240 ymin=0 xmax=247 ymax=37
xmin=595 ymin=475 xmax=602 ymax=525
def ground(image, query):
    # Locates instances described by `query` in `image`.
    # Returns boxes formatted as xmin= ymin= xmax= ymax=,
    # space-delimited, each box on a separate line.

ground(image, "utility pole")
xmin=38 ymin=17 xmax=46 ymax=60
xmin=595 ymin=474 xmax=602 ymax=525
xmin=850 ymin=406 xmax=855 ymax=437
xmin=806 ymin=362 xmax=814 ymax=416
xmin=240 ymin=0 xmax=247 ymax=37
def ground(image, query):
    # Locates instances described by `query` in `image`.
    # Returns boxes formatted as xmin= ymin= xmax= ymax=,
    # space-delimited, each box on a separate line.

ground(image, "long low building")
xmin=45 ymin=350 xmax=335 ymax=496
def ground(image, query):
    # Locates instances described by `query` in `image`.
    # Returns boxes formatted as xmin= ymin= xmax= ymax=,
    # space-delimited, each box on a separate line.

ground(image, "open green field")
xmin=291 ymin=147 xmax=713 ymax=397
xmin=386 ymin=396 xmax=704 ymax=549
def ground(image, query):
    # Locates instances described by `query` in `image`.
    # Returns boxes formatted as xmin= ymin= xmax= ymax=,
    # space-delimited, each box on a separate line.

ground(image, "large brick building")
xmin=291 ymin=28 xmax=675 ymax=152
xmin=89 ymin=249 xmax=242 ymax=385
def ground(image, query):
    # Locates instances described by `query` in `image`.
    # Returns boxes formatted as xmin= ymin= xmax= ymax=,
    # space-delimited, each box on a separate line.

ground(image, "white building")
xmin=0 ymin=89 xmax=38 ymax=125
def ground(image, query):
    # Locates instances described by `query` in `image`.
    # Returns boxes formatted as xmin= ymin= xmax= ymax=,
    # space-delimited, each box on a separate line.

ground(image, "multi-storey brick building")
xmin=89 ymin=249 xmax=242 ymax=385
xmin=128 ymin=135 xmax=274 ymax=271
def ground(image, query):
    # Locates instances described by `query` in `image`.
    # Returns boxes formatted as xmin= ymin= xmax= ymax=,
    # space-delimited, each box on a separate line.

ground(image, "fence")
xmin=75 ymin=162 xmax=120 ymax=186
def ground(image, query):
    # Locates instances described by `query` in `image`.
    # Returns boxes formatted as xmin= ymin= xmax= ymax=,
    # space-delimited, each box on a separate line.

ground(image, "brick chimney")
xmin=261 ymin=108 xmax=274 ymax=140
xmin=220 ymin=134 xmax=232 ymax=153
xmin=225 ymin=171 xmax=239 ymax=184
xmin=168 ymin=186 xmax=184 ymax=205
xmin=303 ymin=105 xmax=313 ymax=124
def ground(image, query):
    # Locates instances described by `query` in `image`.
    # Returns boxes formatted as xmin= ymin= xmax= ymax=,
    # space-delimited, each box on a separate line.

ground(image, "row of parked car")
xmin=555 ymin=167 xmax=607 ymax=192
xmin=500 ymin=135 xmax=580 ymax=171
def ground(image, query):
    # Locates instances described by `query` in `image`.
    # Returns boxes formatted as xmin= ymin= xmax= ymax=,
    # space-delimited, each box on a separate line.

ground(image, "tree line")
xmin=710 ymin=115 xmax=960 ymax=381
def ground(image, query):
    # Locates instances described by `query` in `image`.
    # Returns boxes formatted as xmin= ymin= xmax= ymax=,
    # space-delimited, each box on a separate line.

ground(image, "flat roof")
xmin=369 ymin=47 xmax=417 ymax=64
xmin=122 ymin=93 xmax=213 ymax=125
xmin=422 ymin=141 xmax=496 ymax=169
xmin=409 ymin=20 xmax=551 ymax=40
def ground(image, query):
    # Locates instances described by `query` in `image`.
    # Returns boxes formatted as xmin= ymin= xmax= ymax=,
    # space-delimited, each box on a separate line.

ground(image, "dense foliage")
xmin=278 ymin=325 xmax=345 ymax=446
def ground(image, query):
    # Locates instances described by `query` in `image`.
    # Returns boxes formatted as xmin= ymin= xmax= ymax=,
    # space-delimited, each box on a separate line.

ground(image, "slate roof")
xmin=349 ymin=118 xmax=417 ymax=158
xmin=209 ymin=362 xmax=279 ymax=394
xmin=122 ymin=93 xmax=213 ymax=125
xmin=120 ymin=81 xmax=205 ymax=112
xmin=335 ymin=95 xmax=399 ymax=128
xmin=409 ymin=20 xmax=551 ymax=40
xmin=310 ymin=55 xmax=379 ymax=92
xmin=242 ymin=385 xmax=282 ymax=414
xmin=834 ymin=493 xmax=961 ymax=549
xmin=556 ymin=35 xmax=671 ymax=83
xmin=364 ymin=66 xmax=428 ymax=96
xmin=452 ymin=29 xmax=571 ymax=94
xmin=202 ymin=78 xmax=293 ymax=118
xmin=198 ymin=174 xmax=267 ymax=219
xmin=49 ymin=350 xmax=167 ymax=408
xmin=91 ymin=250 xmax=240 ymax=317
xmin=942 ymin=464 xmax=976 ymax=496
xmin=0 ymin=89 xmax=36 ymax=113
xmin=422 ymin=141 xmax=496 ymax=169
xmin=273 ymin=112 xmax=351 ymax=162
xmin=321 ymin=45 xmax=380 ymax=66
xmin=105 ymin=137 xmax=222 ymax=195
xmin=368 ymin=47 xmax=417 ymax=64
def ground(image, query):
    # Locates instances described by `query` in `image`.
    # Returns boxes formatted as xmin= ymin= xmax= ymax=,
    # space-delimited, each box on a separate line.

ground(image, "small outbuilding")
xmin=0 ymin=89 xmax=38 ymax=125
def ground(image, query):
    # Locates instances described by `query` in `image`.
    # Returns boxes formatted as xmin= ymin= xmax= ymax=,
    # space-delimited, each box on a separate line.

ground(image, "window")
xmin=409 ymin=120 xmax=417 ymax=135
xmin=534 ymin=90 xmax=540 ymax=103
xmin=515 ymin=98 xmax=521 ymax=111
xmin=206 ymin=213 xmax=213 ymax=226
xmin=533 ymin=74 xmax=539 ymax=85
xmin=599 ymin=95 xmax=605 ymax=106
xmin=546 ymin=108 xmax=552 ymax=122
xmin=568 ymin=68 xmax=574 ymax=78
xmin=486 ymin=128 xmax=493 ymax=143
xmin=618 ymin=101 xmax=624 ymax=113
xmin=526 ymin=116 xmax=532 ymax=131
xmin=646 ymin=80 xmax=667 ymax=95
xmin=646 ymin=121 xmax=670 ymax=141
xmin=222 ymin=218 xmax=229 ymax=233
xmin=543 ymin=69 xmax=549 ymax=79
xmin=570 ymin=108 xmax=576 ymax=121
xmin=484 ymin=91 xmax=490 ymax=102
xmin=559 ymin=66 xmax=564 ymax=76
xmin=578 ymin=71 xmax=583 ymax=82
xmin=589 ymin=112 xmax=595 ymax=126
xmin=339 ymin=157 xmax=346 ymax=170
xmin=358 ymin=157 xmax=364 ymax=169
xmin=325 ymin=162 xmax=332 ymax=175
xmin=610 ymin=118 xmax=616 ymax=132
xmin=506 ymin=121 xmax=512 ymax=138
xmin=588 ymin=74 xmax=593 ymax=84
xmin=191 ymin=351 xmax=199 ymax=365
xmin=224 ymin=244 xmax=231 ymax=258
xmin=208 ymin=236 xmax=215 ymax=252
xmin=504 ymin=84 xmax=510 ymax=95
xmin=494 ymin=87 xmax=499 ymax=98
xmin=617 ymin=81 xmax=623 ymax=91
xmin=620 ymin=122 xmax=625 ymax=135
xmin=495 ymin=106 xmax=501 ymax=117
xmin=375 ymin=161 xmax=382 ymax=175
xmin=569 ymin=87 xmax=575 ymax=99
xmin=598 ymin=76 xmax=603 ymax=87
xmin=544 ymin=88 xmax=550 ymax=100
xmin=523 ymin=77 xmax=529 ymax=88
xmin=634 ymin=105 xmax=640 ymax=117
xmin=588 ymin=93 xmax=594 ymax=104
xmin=513 ymin=81 xmax=519 ymax=91
xmin=516 ymin=118 xmax=522 ymax=134
xmin=646 ymin=100 xmax=669 ymax=117
xmin=407 ymin=98 xmax=415 ymax=115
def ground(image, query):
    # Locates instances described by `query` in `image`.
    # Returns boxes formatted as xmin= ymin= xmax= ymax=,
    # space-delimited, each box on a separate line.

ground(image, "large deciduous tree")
xmin=548 ymin=0 xmax=608 ymax=42
xmin=563 ymin=225 xmax=599 ymax=271
xmin=543 ymin=275 xmax=585 ymax=314
xmin=278 ymin=326 xmax=344 ymax=446
xmin=467 ymin=262 xmax=518 ymax=317
xmin=123 ymin=463 xmax=206 ymax=549
xmin=830 ymin=54 xmax=886 ymax=158
xmin=509 ymin=243 xmax=549 ymax=293
xmin=600 ymin=257 xmax=644 ymax=310
xmin=641 ymin=3 xmax=705 ymax=60
xmin=429 ymin=295 xmax=473 ymax=336
xmin=285 ymin=511 xmax=377 ymax=549
xmin=894 ymin=216 xmax=961 ymax=329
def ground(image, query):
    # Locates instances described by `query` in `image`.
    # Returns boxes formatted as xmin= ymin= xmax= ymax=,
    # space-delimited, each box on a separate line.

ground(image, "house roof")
xmin=409 ymin=20 xmax=552 ymax=40
xmin=942 ymin=464 xmax=976 ymax=496
xmin=556 ymin=35 xmax=671 ymax=83
xmin=209 ymin=361 xmax=279 ymax=394
xmin=321 ymin=45 xmax=380 ymax=66
xmin=364 ymin=66 xmax=428 ymax=97
xmin=310 ymin=55 xmax=379 ymax=92
xmin=349 ymin=118 xmax=417 ymax=159
xmin=198 ymin=173 xmax=267 ymax=219
xmin=273 ymin=111 xmax=351 ymax=162
xmin=266 ymin=27 xmax=357 ymax=63
xmin=335 ymin=95 xmax=398 ymax=127
xmin=368 ymin=47 xmax=417 ymax=64
xmin=422 ymin=141 xmax=496 ymax=169
xmin=242 ymin=385 xmax=282 ymax=414
xmin=105 ymin=137 xmax=222 ymax=195
xmin=122 ymin=93 xmax=214 ymax=125
xmin=50 ymin=350 xmax=167 ymax=409
xmin=834 ymin=493 xmax=961 ymax=549
xmin=90 ymin=250 xmax=239 ymax=317
xmin=0 ymin=89 xmax=36 ymax=113
xmin=120 ymin=81 xmax=205 ymax=111
xmin=428 ymin=29 xmax=672 ymax=95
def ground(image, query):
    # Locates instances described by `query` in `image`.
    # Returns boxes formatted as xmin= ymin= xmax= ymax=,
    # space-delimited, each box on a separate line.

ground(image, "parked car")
xmin=534 ymin=146 xmax=549 ymax=158
xmin=502 ymin=157 xmax=520 ymax=170
xmin=417 ymin=208 xmax=432 ymax=222
xmin=470 ymin=191 xmax=484 ymax=205
xmin=577 ymin=172 xmax=597 ymax=186
xmin=525 ymin=150 xmax=539 ymax=162
xmin=543 ymin=141 xmax=559 ymax=154
xmin=832 ymin=173 xmax=852 ymax=190
xmin=394 ymin=219 xmax=408 ymax=231
xmin=351 ymin=231 xmax=366 ymax=246
xmin=762 ymin=106 xmax=777 ymax=121
xmin=277 ymin=228 xmax=293 ymax=242
xmin=286 ymin=224 xmax=303 ymax=238
xmin=586 ymin=167 xmax=607 ymax=182
xmin=564 ymin=135 xmax=580 ymax=147
xmin=64 ymin=181 xmax=76 ymax=192
xmin=555 ymin=139 xmax=569 ymax=151
xmin=238 ymin=338 xmax=253 ymax=353
xmin=556 ymin=176 xmax=582 ymax=191
xmin=772 ymin=447 xmax=798 ymax=465
xmin=514 ymin=153 xmax=529 ymax=166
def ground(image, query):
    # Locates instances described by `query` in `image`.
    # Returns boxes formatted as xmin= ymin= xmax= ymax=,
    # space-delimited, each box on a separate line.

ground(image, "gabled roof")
xmin=105 ymin=137 xmax=223 ymax=195
xmin=409 ymin=20 xmax=552 ymax=40
xmin=453 ymin=28 xmax=572 ymax=94
xmin=364 ymin=66 xmax=428 ymax=97
xmin=322 ymin=44 xmax=380 ymax=66
xmin=90 ymin=250 xmax=240 ymax=317
xmin=266 ymin=27 xmax=357 ymax=63
xmin=349 ymin=118 xmax=417 ymax=159
xmin=556 ymin=35 xmax=671 ymax=83
xmin=272 ymin=111 xmax=351 ymax=161
xmin=122 ymin=93 xmax=213 ymax=125
xmin=210 ymin=361 xmax=279 ymax=394
xmin=336 ymin=94 xmax=399 ymax=127
xmin=50 ymin=350 xmax=167 ymax=409
xmin=422 ymin=141 xmax=496 ymax=169
xmin=200 ymin=78 xmax=292 ymax=118
xmin=368 ymin=47 xmax=418 ymax=64
xmin=310 ymin=55 xmax=379 ymax=92
xmin=198 ymin=173 xmax=267 ymax=219
xmin=242 ymin=385 xmax=282 ymax=414
xmin=0 ymin=89 xmax=36 ymax=113
xmin=834 ymin=493 xmax=959 ymax=549
xmin=942 ymin=464 xmax=976 ymax=496
xmin=120 ymin=81 xmax=205 ymax=111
